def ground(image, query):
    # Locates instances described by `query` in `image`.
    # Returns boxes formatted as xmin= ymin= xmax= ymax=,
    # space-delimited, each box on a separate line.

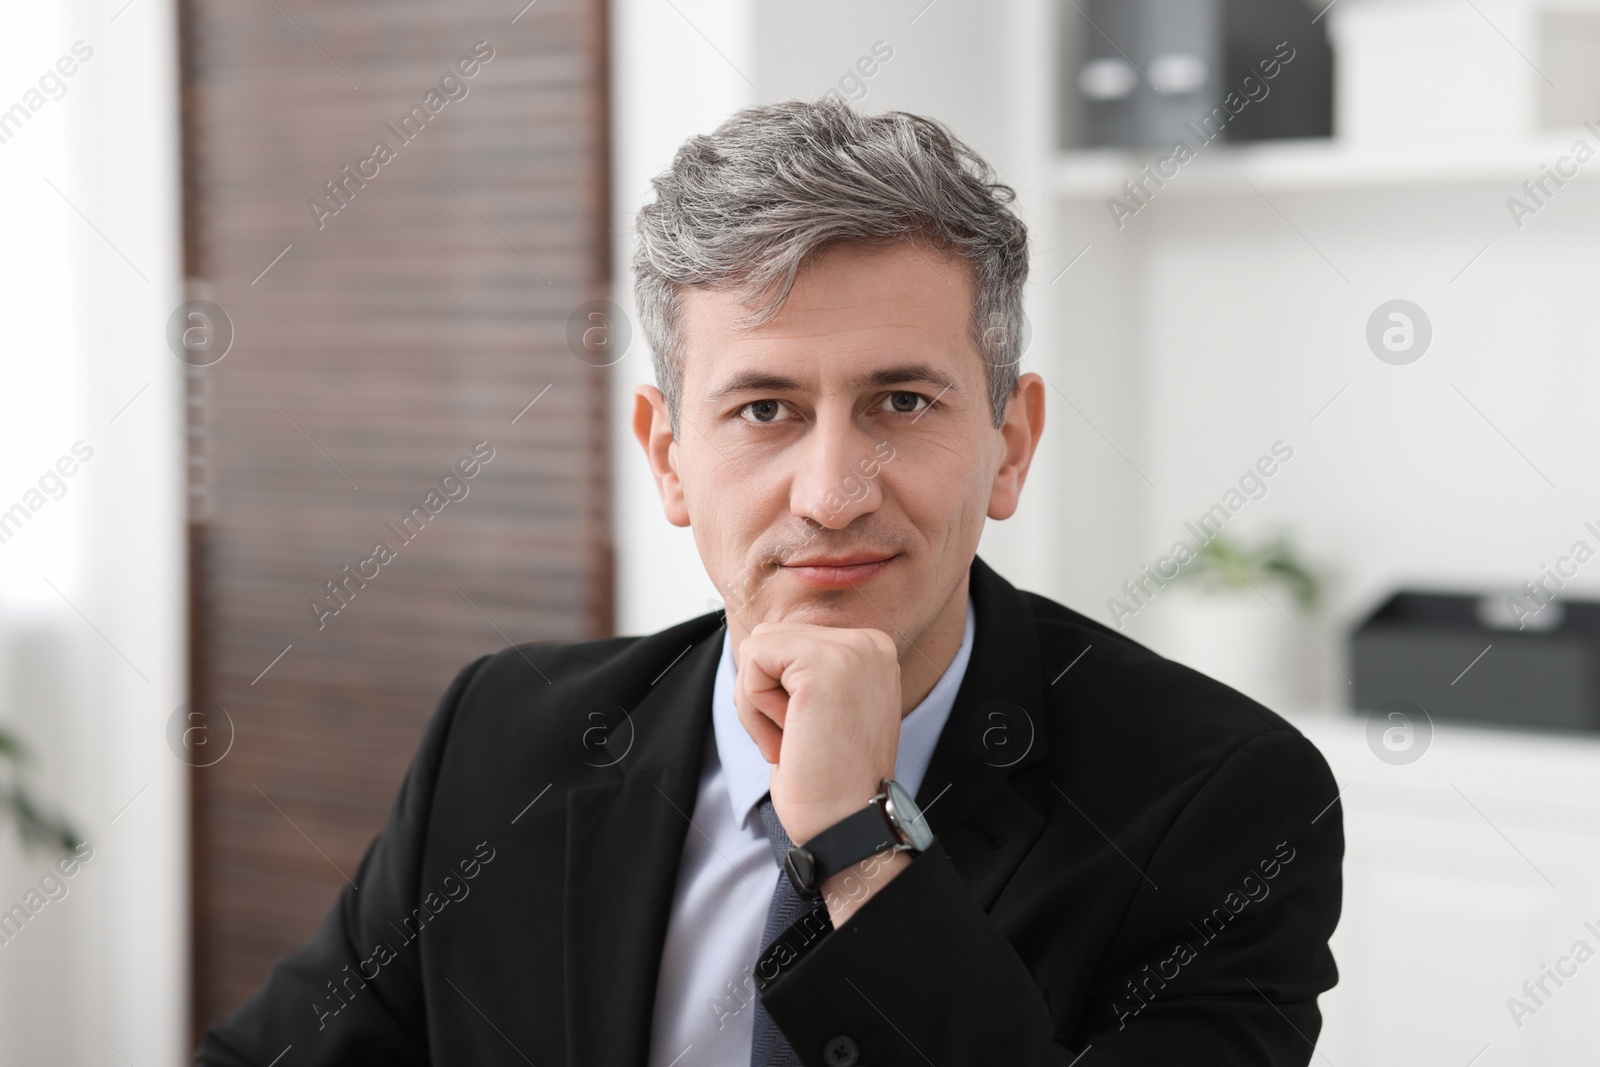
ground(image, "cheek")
xmin=681 ymin=459 xmax=779 ymax=555
xmin=895 ymin=427 xmax=988 ymax=495
xmin=903 ymin=431 xmax=1000 ymax=535
xmin=874 ymin=453 xmax=956 ymax=528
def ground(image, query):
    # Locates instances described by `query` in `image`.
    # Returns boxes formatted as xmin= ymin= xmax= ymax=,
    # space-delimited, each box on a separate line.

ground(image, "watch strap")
xmin=783 ymin=793 xmax=898 ymax=898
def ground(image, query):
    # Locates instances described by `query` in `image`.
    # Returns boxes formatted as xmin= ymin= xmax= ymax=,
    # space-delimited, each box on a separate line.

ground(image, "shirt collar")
xmin=710 ymin=595 xmax=977 ymax=834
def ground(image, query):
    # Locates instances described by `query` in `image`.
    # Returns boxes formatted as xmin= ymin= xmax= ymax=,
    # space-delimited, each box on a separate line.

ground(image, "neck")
xmin=892 ymin=577 xmax=970 ymax=717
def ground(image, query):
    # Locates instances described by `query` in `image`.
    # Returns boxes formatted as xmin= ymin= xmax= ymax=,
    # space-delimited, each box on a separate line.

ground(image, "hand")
xmin=733 ymin=622 xmax=901 ymax=847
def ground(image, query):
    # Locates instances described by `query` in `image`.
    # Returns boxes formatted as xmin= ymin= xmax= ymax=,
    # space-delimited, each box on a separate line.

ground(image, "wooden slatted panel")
xmin=178 ymin=0 xmax=612 ymax=1035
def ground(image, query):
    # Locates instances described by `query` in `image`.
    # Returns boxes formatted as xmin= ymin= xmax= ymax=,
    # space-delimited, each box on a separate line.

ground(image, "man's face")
xmin=633 ymin=239 xmax=1043 ymax=657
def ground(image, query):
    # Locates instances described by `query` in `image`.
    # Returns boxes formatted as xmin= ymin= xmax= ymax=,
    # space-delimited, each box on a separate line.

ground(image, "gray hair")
xmin=631 ymin=99 xmax=1030 ymax=437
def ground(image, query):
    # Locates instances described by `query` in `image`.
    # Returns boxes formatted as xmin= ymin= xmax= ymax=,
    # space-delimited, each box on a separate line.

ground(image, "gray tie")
xmin=750 ymin=792 xmax=824 ymax=1066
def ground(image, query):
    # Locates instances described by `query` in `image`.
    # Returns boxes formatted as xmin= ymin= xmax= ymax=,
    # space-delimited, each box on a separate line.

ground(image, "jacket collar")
xmin=562 ymin=554 xmax=1050 ymax=1065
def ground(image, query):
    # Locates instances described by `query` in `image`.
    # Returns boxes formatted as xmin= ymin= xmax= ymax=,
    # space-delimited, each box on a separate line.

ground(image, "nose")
xmin=788 ymin=408 xmax=884 ymax=531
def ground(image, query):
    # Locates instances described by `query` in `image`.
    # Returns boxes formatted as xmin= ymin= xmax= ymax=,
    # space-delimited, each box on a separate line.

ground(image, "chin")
xmin=762 ymin=593 xmax=874 ymax=629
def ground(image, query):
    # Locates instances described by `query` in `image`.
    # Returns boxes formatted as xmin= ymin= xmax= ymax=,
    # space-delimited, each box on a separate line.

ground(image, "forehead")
xmin=677 ymin=241 xmax=980 ymax=391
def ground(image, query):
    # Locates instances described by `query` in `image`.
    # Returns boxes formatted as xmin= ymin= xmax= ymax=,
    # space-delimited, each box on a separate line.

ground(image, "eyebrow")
xmin=703 ymin=362 xmax=965 ymax=405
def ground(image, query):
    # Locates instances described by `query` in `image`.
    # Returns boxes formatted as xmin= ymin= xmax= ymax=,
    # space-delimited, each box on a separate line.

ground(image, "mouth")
xmin=778 ymin=552 xmax=897 ymax=590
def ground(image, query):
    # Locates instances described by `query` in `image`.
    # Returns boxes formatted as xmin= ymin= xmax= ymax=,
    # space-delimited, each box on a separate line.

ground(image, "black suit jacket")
xmin=198 ymin=555 xmax=1342 ymax=1066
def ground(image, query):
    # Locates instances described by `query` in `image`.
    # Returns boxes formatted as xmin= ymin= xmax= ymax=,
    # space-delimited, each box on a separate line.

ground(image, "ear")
xmin=633 ymin=384 xmax=691 ymax=527
xmin=987 ymin=372 xmax=1045 ymax=521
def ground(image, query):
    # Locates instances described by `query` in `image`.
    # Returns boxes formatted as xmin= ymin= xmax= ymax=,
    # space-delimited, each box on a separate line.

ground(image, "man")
xmin=198 ymin=100 xmax=1342 ymax=1066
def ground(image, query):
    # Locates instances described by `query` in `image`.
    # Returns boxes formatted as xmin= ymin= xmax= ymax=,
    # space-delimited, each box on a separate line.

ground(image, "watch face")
xmin=885 ymin=780 xmax=934 ymax=851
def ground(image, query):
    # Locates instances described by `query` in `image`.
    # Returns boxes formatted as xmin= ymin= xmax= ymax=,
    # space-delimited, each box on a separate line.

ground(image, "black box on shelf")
xmin=1350 ymin=590 xmax=1600 ymax=732
xmin=1065 ymin=0 xmax=1333 ymax=149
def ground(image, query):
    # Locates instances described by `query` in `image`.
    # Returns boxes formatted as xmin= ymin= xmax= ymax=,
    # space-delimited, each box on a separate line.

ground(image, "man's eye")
xmin=883 ymin=391 xmax=930 ymax=415
xmin=737 ymin=399 xmax=791 ymax=424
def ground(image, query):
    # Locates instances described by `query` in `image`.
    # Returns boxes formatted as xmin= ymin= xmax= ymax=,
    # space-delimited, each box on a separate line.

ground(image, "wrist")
xmin=781 ymin=777 xmax=932 ymax=905
xmin=789 ymin=777 xmax=890 ymax=847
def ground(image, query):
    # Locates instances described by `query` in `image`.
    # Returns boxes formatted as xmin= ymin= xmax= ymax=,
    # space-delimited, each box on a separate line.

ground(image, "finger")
xmin=738 ymin=699 xmax=784 ymax=764
xmin=733 ymin=668 xmax=787 ymax=763
xmin=735 ymin=633 xmax=797 ymax=731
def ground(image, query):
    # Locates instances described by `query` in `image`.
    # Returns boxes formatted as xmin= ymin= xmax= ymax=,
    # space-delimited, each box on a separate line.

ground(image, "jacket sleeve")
xmin=194 ymin=653 xmax=493 ymax=1067
xmin=757 ymin=728 xmax=1344 ymax=1066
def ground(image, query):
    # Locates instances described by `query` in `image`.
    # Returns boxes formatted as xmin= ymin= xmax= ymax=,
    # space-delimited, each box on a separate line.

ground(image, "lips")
xmin=779 ymin=553 xmax=896 ymax=589
xmin=783 ymin=552 xmax=894 ymax=568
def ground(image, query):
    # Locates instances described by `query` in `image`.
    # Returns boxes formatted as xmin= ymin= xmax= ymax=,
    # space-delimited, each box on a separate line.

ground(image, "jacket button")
xmin=823 ymin=1035 xmax=860 ymax=1066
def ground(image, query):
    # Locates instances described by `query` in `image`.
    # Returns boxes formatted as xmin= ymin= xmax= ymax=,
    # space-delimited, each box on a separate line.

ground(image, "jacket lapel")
xmin=562 ymin=623 xmax=722 ymax=1067
xmin=916 ymin=555 xmax=1052 ymax=910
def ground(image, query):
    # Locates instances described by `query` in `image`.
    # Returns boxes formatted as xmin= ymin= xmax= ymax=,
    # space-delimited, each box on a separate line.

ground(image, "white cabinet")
xmin=1285 ymin=709 xmax=1600 ymax=1066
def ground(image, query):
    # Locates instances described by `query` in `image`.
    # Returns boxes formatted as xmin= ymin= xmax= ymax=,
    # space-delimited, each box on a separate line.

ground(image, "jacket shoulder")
xmin=1018 ymin=588 xmax=1322 ymax=772
xmin=440 ymin=610 xmax=723 ymax=739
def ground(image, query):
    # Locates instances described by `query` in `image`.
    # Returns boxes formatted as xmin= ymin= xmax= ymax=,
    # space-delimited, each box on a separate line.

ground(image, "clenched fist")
xmin=733 ymin=622 xmax=903 ymax=849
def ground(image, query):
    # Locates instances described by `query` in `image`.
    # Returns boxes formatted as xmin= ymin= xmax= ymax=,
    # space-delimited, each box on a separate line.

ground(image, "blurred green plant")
xmin=1167 ymin=530 xmax=1322 ymax=613
xmin=0 ymin=726 xmax=81 ymax=854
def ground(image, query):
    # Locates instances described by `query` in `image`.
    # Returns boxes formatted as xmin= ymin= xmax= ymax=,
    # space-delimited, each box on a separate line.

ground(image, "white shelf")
xmin=1280 ymin=704 xmax=1600 ymax=818
xmin=1053 ymin=127 xmax=1600 ymax=199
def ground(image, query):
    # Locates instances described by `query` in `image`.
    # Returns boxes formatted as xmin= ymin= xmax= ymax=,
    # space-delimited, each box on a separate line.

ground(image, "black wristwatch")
xmin=782 ymin=778 xmax=933 ymax=899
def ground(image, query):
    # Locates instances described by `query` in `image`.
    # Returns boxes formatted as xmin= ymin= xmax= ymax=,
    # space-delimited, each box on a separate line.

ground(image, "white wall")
xmin=610 ymin=0 xmax=754 ymax=635
xmin=0 ymin=0 xmax=187 ymax=1062
xmin=1117 ymin=177 xmax=1600 ymax=652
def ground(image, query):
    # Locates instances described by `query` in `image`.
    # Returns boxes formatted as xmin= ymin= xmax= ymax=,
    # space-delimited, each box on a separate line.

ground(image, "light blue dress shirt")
xmin=646 ymin=597 xmax=976 ymax=1066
